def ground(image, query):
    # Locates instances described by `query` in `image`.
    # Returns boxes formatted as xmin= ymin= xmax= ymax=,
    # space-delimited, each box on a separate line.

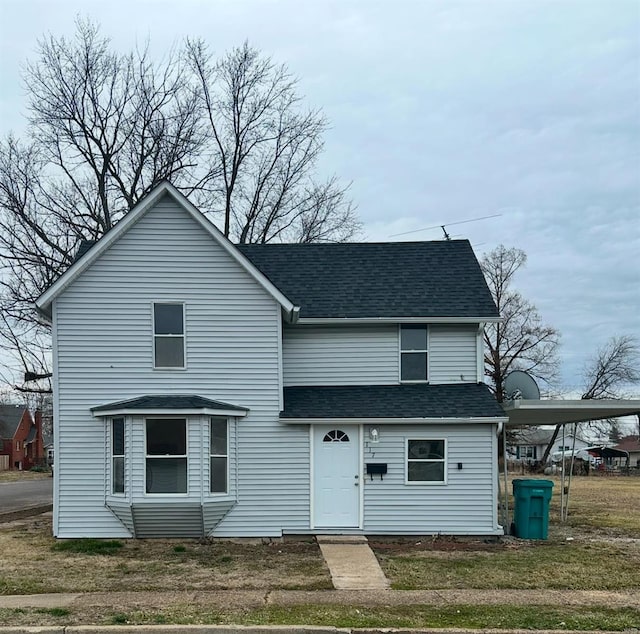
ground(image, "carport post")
xmin=502 ymin=427 xmax=509 ymax=531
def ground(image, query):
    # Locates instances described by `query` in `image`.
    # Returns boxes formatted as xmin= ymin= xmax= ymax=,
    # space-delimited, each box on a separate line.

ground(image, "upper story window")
xmin=400 ymin=325 xmax=428 ymax=382
xmin=145 ymin=418 xmax=187 ymax=494
xmin=153 ymin=303 xmax=185 ymax=369
xmin=112 ymin=418 xmax=125 ymax=494
xmin=210 ymin=417 xmax=228 ymax=494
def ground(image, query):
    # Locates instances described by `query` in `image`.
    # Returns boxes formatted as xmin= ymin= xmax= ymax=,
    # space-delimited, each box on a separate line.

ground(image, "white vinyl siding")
xmin=428 ymin=325 xmax=478 ymax=383
xmin=363 ymin=424 xmax=499 ymax=534
xmin=283 ymin=325 xmax=399 ymax=386
xmin=53 ymin=195 xmax=308 ymax=537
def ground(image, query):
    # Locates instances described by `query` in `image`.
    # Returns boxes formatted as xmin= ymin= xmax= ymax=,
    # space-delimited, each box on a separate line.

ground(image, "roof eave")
xmin=280 ymin=416 xmax=508 ymax=424
xmin=295 ymin=316 xmax=502 ymax=324
xmin=92 ymin=407 xmax=248 ymax=417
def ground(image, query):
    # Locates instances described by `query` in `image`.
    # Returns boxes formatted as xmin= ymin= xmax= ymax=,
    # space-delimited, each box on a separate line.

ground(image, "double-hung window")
xmin=146 ymin=418 xmax=187 ymax=494
xmin=517 ymin=445 xmax=536 ymax=460
xmin=400 ymin=325 xmax=428 ymax=382
xmin=153 ymin=303 xmax=185 ymax=368
xmin=407 ymin=439 xmax=446 ymax=483
xmin=111 ymin=417 xmax=125 ymax=494
xmin=210 ymin=417 xmax=228 ymax=494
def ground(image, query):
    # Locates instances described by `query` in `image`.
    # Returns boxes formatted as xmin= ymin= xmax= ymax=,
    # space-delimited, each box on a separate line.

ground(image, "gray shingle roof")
xmin=281 ymin=384 xmax=505 ymax=419
xmin=75 ymin=238 xmax=497 ymax=319
xmin=238 ymin=240 xmax=498 ymax=319
xmin=0 ymin=404 xmax=27 ymax=439
xmin=91 ymin=395 xmax=248 ymax=413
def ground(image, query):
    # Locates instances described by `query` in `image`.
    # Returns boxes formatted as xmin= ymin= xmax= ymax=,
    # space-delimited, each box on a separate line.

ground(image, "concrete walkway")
xmin=1 ymin=589 xmax=639 ymax=610
xmin=316 ymin=535 xmax=389 ymax=590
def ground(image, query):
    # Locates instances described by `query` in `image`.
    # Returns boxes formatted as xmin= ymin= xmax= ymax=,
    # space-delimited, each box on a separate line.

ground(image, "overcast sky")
xmin=1 ymin=0 xmax=638 ymax=394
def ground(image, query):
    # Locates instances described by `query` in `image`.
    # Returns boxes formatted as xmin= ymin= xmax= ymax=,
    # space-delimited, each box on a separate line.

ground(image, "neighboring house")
xmin=508 ymin=427 xmax=591 ymax=464
xmin=36 ymin=182 xmax=508 ymax=539
xmin=0 ymin=405 xmax=43 ymax=470
xmin=507 ymin=428 xmax=553 ymax=463
xmin=614 ymin=435 xmax=640 ymax=468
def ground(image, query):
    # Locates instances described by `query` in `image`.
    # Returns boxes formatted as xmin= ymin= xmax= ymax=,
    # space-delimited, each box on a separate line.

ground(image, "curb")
xmin=0 ymin=625 xmax=620 ymax=634
xmin=0 ymin=505 xmax=52 ymax=524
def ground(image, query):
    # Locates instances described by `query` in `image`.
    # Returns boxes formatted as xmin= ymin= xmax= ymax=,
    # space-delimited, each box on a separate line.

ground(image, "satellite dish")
xmin=504 ymin=371 xmax=540 ymax=401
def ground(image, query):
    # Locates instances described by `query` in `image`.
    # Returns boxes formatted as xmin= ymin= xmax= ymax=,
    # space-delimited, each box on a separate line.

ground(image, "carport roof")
xmin=502 ymin=399 xmax=640 ymax=426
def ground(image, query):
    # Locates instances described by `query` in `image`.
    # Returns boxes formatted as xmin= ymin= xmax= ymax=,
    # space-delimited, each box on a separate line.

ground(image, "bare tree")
xmin=539 ymin=335 xmax=640 ymax=465
xmin=1 ymin=20 xmax=206 ymax=311
xmin=481 ymin=245 xmax=561 ymax=402
xmin=581 ymin=335 xmax=640 ymax=399
xmin=185 ymin=40 xmax=360 ymax=243
xmin=0 ymin=23 xmax=359 ymax=391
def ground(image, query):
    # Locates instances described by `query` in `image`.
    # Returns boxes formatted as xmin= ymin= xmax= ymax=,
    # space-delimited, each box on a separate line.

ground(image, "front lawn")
xmin=372 ymin=475 xmax=640 ymax=590
xmin=0 ymin=515 xmax=331 ymax=595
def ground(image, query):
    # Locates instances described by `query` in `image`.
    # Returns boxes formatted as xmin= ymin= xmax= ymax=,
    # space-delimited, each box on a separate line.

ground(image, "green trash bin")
xmin=512 ymin=479 xmax=554 ymax=539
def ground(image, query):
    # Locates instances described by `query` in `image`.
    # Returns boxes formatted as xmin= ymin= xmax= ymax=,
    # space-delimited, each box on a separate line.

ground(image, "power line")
xmin=389 ymin=213 xmax=502 ymax=238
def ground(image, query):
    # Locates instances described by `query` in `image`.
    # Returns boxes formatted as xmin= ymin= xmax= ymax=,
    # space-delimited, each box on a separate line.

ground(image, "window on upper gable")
xmin=153 ymin=303 xmax=185 ymax=369
xmin=400 ymin=325 xmax=428 ymax=382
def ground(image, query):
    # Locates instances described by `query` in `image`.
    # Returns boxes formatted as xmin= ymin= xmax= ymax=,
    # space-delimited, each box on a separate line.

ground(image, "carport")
xmin=499 ymin=398 xmax=640 ymax=530
xmin=585 ymin=445 xmax=630 ymax=470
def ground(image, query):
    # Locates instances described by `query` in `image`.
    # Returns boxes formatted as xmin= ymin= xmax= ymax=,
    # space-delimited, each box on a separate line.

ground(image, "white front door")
xmin=313 ymin=425 xmax=360 ymax=528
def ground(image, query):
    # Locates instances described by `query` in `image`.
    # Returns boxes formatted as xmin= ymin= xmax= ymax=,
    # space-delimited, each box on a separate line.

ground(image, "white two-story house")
xmin=36 ymin=182 xmax=508 ymax=539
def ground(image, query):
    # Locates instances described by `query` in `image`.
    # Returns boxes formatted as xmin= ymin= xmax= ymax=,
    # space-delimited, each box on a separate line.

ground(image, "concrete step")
xmin=315 ymin=534 xmax=368 ymax=544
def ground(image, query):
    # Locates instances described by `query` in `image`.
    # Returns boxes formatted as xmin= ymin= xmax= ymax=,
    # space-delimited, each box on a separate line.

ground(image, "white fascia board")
xmin=296 ymin=316 xmax=503 ymax=325
xmin=92 ymin=407 xmax=248 ymax=418
xmin=35 ymin=181 xmax=298 ymax=317
xmin=280 ymin=416 xmax=508 ymax=425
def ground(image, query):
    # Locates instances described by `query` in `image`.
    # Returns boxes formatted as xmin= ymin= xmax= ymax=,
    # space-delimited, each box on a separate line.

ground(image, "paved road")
xmin=0 ymin=478 xmax=53 ymax=513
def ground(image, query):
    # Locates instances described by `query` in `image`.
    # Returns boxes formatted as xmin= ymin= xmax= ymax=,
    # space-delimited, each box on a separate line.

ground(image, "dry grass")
xmin=0 ymin=470 xmax=51 ymax=483
xmin=0 ymin=515 xmax=331 ymax=595
xmin=543 ymin=474 xmax=640 ymax=536
xmin=374 ymin=476 xmax=640 ymax=590
xmin=1 ymin=603 xmax=639 ymax=630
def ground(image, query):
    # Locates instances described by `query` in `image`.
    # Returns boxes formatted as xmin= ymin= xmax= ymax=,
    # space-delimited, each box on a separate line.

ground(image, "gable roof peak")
xmin=35 ymin=182 xmax=298 ymax=319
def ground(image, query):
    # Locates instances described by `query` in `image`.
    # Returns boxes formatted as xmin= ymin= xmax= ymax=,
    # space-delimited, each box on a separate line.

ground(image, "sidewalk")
xmin=1 ymin=590 xmax=637 ymax=634
xmin=1 ymin=588 xmax=639 ymax=610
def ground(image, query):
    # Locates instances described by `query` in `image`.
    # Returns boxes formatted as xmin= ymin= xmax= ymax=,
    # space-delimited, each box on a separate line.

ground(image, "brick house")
xmin=0 ymin=405 xmax=44 ymax=470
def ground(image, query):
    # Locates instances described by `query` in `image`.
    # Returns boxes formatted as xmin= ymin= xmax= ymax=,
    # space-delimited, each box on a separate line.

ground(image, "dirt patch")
xmin=369 ymin=535 xmax=508 ymax=553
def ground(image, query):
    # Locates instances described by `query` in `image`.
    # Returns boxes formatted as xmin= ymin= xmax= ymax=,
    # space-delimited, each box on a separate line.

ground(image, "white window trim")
xmin=144 ymin=417 xmax=189 ymax=496
xmin=518 ymin=445 xmax=537 ymax=460
xmin=152 ymin=301 xmax=187 ymax=370
xmin=405 ymin=437 xmax=447 ymax=485
xmin=111 ymin=417 xmax=126 ymax=496
xmin=209 ymin=417 xmax=229 ymax=496
xmin=399 ymin=324 xmax=429 ymax=383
